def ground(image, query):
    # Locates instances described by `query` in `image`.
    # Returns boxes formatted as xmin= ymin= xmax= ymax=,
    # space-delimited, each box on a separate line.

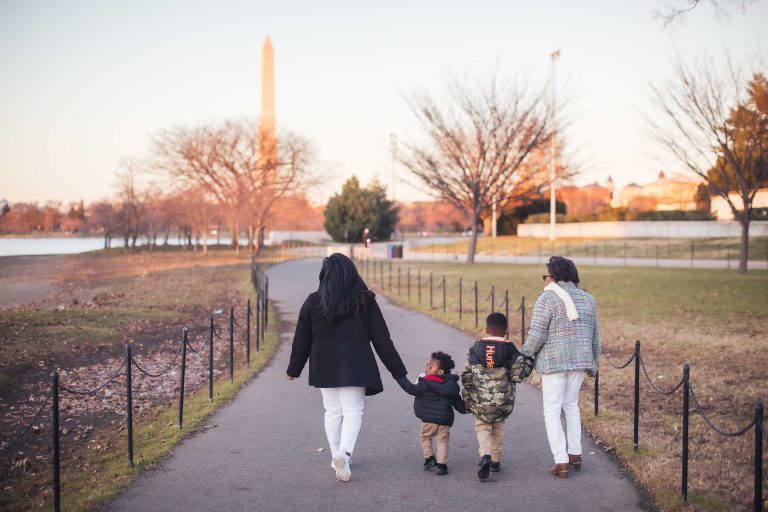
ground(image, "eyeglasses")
xmin=542 ymin=274 xmax=551 ymax=281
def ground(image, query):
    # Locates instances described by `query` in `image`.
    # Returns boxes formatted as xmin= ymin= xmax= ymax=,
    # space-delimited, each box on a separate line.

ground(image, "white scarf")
xmin=544 ymin=282 xmax=580 ymax=321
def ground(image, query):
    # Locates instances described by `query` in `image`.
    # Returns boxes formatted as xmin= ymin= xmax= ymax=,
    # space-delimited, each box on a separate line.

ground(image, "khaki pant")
xmin=420 ymin=422 xmax=450 ymax=464
xmin=475 ymin=417 xmax=506 ymax=462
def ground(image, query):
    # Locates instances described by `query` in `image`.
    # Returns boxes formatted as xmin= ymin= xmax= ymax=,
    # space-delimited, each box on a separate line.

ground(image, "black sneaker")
xmin=423 ymin=456 xmax=437 ymax=470
xmin=490 ymin=461 xmax=501 ymax=473
xmin=477 ymin=455 xmax=492 ymax=481
xmin=435 ymin=463 xmax=449 ymax=476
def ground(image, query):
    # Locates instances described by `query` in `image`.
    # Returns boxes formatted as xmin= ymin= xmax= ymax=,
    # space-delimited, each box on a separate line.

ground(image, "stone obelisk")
xmin=259 ymin=36 xmax=276 ymax=163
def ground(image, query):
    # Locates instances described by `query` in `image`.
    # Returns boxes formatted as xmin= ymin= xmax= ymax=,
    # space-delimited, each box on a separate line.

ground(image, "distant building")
xmin=611 ymin=171 xmax=700 ymax=211
xmin=710 ymin=188 xmax=768 ymax=220
xmin=556 ymin=180 xmax=612 ymax=216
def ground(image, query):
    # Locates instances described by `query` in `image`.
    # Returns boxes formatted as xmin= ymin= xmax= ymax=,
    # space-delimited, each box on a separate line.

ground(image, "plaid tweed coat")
xmin=520 ymin=282 xmax=601 ymax=375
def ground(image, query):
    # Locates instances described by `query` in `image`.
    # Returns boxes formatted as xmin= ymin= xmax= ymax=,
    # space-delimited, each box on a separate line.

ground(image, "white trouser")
xmin=320 ymin=387 xmax=366 ymax=458
xmin=541 ymin=371 xmax=586 ymax=464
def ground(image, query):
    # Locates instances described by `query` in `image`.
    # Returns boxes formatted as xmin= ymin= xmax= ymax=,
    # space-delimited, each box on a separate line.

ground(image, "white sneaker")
xmin=332 ymin=452 xmax=351 ymax=482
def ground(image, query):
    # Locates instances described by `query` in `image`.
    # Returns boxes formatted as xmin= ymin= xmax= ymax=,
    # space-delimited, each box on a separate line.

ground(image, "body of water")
xmin=0 ymin=237 xmax=244 ymax=258
xmin=0 ymin=237 xmax=107 ymax=257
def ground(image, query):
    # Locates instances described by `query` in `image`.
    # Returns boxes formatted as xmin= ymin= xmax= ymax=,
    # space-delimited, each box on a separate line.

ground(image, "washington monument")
xmin=260 ymin=36 xmax=276 ymax=162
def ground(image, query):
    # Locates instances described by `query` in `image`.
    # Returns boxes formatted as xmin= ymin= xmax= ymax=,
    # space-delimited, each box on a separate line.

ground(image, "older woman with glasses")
xmin=521 ymin=256 xmax=601 ymax=479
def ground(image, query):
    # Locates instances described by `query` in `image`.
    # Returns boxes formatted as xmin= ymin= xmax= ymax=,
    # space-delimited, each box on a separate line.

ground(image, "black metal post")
xmin=264 ymin=276 xmax=269 ymax=329
xmin=229 ymin=306 xmax=234 ymax=382
xmin=594 ymin=371 xmax=599 ymax=417
xmin=633 ymin=340 xmax=641 ymax=451
xmin=407 ymin=269 xmax=411 ymax=300
xmin=474 ymin=281 xmax=479 ymax=328
xmin=418 ymin=269 xmax=422 ymax=304
xmin=521 ymin=296 xmax=526 ymax=344
xmin=690 ymin=241 xmax=694 ymax=268
xmin=429 ymin=272 xmax=433 ymax=309
xmin=255 ymin=292 xmax=261 ymax=351
xmin=755 ymin=400 xmax=764 ymax=512
xmin=52 ymin=371 xmax=60 ymax=512
xmin=459 ymin=278 xmax=463 ymax=321
xmin=442 ymin=275 xmax=446 ymax=314
xmin=179 ymin=328 xmax=188 ymax=429
xmin=208 ymin=315 xmax=214 ymax=402
xmin=246 ymin=299 xmax=251 ymax=368
xmin=682 ymin=364 xmax=690 ymax=503
xmin=126 ymin=345 xmax=134 ymax=467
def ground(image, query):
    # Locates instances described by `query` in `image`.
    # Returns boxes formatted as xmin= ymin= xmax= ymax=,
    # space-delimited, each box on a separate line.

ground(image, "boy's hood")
xmin=468 ymin=339 xmax=521 ymax=368
xmin=421 ymin=373 xmax=460 ymax=396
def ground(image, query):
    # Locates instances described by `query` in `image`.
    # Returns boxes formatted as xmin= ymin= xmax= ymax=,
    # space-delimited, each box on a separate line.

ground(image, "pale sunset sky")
xmin=1 ymin=0 xmax=766 ymax=206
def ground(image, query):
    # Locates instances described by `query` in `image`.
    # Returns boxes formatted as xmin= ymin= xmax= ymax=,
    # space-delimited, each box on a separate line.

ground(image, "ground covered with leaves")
xmin=0 ymin=249 xmax=273 ymax=511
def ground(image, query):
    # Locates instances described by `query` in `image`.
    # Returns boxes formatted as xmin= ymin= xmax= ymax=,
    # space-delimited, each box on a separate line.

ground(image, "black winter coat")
xmin=396 ymin=374 xmax=466 ymax=427
xmin=286 ymin=291 xmax=407 ymax=396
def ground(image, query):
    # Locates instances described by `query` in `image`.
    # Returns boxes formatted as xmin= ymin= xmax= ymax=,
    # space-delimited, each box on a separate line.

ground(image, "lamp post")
xmin=390 ymin=133 xmax=397 ymax=202
xmin=549 ymin=49 xmax=560 ymax=242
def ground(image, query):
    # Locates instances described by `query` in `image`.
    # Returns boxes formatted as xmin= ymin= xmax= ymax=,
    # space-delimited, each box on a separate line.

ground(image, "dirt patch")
xmin=0 ymin=249 xmax=256 ymax=510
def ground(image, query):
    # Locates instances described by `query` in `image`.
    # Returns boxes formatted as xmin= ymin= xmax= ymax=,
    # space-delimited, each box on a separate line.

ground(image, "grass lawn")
xmin=411 ymin=235 xmax=768 ymax=262
xmin=360 ymin=258 xmax=767 ymax=511
xmin=0 ymin=250 xmax=279 ymax=511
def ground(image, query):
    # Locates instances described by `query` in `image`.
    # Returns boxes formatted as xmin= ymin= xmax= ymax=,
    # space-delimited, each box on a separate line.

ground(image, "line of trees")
xmin=1 ymin=118 xmax=319 ymax=254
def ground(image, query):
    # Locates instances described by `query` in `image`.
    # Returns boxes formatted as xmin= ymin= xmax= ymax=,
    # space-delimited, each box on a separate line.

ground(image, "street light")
xmin=549 ymin=49 xmax=560 ymax=242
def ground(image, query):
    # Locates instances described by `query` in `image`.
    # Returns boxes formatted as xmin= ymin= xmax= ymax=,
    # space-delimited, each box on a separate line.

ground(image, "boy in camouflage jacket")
xmin=461 ymin=313 xmax=533 ymax=481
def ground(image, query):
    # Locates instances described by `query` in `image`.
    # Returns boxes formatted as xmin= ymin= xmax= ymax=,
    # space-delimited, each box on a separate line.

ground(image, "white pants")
xmin=541 ymin=371 xmax=586 ymax=464
xmin=320 ymin=387 xmax=365 ymax=457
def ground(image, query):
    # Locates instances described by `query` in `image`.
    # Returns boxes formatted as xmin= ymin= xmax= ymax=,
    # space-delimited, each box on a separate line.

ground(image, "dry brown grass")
xmin=363 ymin=259 xmax=767 ymax=511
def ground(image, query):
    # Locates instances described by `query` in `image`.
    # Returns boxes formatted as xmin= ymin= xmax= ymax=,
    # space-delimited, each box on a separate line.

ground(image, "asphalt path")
xmin=107 ymin=258 xmax=649 ymax=512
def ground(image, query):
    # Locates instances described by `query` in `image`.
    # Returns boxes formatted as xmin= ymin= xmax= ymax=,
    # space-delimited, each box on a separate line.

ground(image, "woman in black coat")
xmin=286 ymin=253 xmax=407 ymax=482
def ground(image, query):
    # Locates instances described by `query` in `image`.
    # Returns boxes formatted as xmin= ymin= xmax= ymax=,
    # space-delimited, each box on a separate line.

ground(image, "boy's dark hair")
xmin=486 ymin=312 xmax=508 ymax=331
xmin=547 ymin=256 xmax=580 ymax=285
xmin=431 ymin=351 xmax=455 ymax=373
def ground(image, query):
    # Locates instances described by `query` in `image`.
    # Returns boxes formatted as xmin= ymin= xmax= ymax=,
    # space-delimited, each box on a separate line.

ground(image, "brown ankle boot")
xmin=568 ymin=454 xmax=582 ymax=471
xmin=549 ymin=463 xmax=569 ymax=479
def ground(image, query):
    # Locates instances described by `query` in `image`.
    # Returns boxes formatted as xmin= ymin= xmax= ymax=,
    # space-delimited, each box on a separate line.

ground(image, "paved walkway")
xmin=107 ymin=259 xmax=649 ymax=512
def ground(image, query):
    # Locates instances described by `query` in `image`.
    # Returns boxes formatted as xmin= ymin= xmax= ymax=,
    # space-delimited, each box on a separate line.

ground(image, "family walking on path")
xmin=109 ymin=256 xmax=644 ymax=511
xmin=287 ymin=253 xmax=601 ymax=483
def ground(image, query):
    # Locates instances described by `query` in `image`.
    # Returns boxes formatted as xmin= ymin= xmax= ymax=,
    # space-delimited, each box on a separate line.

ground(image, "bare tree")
xmin=87 ymin=201 xmax=117 ymax=249
xmin=654 ymin=0 xmax=758 ymax=25
xmin=649 ymin=55 xmax=768 ymax=273
xmin=400 ymin=74 xmax=553 ymax=263
xmin=153 ymin=119 xmax=315 ymax=255
xmin=115 ymin=158 xmax=150 ymax=249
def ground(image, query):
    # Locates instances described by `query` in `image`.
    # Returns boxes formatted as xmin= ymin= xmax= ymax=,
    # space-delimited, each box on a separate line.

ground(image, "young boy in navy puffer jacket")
xmin=396 ymin=351 xmax=466 ymax=475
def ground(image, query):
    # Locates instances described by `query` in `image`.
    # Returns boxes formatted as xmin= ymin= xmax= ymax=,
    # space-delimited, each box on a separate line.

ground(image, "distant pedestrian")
xmin=286 ymin=253 xmax=407 ymax=482
xmin=520 ymin=256 xmax=601 ymax=479
xmin=462 ymin=313 xmax=533 ymax=481
xmin=396 ymin=351 xmax=465 ymax=476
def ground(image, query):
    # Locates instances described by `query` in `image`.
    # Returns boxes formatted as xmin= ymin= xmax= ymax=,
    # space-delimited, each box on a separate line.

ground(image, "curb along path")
xmin=107 ymin=259 xmax=648 ymax=512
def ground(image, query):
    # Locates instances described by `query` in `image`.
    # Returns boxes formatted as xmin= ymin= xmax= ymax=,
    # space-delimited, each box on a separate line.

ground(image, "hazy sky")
xmin=1 ymin=0 xmax=766 ymax=206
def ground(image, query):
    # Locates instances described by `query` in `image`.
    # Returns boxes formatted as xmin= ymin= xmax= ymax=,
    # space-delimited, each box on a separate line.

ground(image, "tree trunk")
xmin=738 ymin=212 xmax=750 ymax=274
xmin=466 ymin=212 xmax=479 ymax=264
xmin=103 ymin=231 xmax=109 ymax=250
xmin=203 ymin=221 xmax=208 ymax=256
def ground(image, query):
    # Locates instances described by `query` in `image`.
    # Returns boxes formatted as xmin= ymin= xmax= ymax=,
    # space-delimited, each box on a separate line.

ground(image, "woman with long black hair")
xmin=286 ymin=253 xmax=407 ymax=482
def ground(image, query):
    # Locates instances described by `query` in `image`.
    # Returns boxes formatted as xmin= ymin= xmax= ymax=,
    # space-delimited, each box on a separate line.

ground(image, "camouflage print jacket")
xmin=461 ymin=337 xmax=533 ymax=424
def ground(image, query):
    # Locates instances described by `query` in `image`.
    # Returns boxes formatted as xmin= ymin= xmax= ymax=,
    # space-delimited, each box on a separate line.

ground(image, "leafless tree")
xmin=86 ymin=201 xmax=118 ymax=249
xmin=114 ymin=158 xmax=151 ymax=249
xmin=400 ymin=74 xmax=554 ymax=263
xmin=654 ymin=0 xmax=758 ymax=25
xmin=648 ymin=54 xmax=768 ymax=273
xmin=152 ymin=119 xmax=315 ymax=255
